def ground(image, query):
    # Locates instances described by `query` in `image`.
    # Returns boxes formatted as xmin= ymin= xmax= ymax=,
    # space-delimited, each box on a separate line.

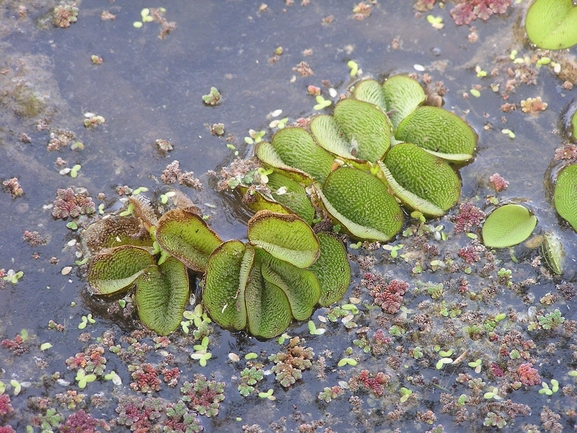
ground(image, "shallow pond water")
xmin=1 ymin=1 xmax=577 ymax=432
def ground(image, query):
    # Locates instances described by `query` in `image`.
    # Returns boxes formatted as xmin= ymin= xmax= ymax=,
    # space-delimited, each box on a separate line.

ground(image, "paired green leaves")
xmin=525 ymin=0 xmax=577 ymax=50
xmin=86 ymin=209 xmax=223 ymax=335
xmin=554 ymin=164 xmax=577 ymax=232
xmin=482 ymin=204 xmax=537 ymax=248
xmin=203 ymin=211 xmax=350 ymax=338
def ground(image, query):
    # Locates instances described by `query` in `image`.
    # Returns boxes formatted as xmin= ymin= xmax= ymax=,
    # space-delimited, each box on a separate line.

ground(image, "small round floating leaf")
xmin=87 ymin=245 xmax=155 ymax=295
xmin=482 ymin=204 xmax=537 ymax=248
xmin=382 ymin=75 xmax=426 ymax=130
xmin=156 ymin=208 xmax=222 ymax=272
xmin=203 ymin=241 xmax=252 ymax=331
xmin=525 ymin=0 xmax=577 ymax=50
xmin=333 ymin=99 xmax=392 ymax=162
xmin=245 ymin=264 xmax=292 ymax=339
xmin=352 ymin=79 xmax=387 ymax=110
xmin=318 ymin=167 xmax=403 ymax=242
xmin=266 ymin=172 xmax=315 ymax=224
xmin=308 ymin=233 xmax=351 ymax=306
xmin=257 ymin=249 xmax=320 ymax=321
xmin=134 ymin=257 xmax=190 ymax=335
xmin=310 ymin=114 xmax=356 ymax=160
xmin=380 ymin=143 xmax=461 ymax=217
xmin=261 ymin=127 xmax=335 ymax=184
xmin=554 ymin=164 xmax=577 ymax=231
xmin=396 ymin=106 xmax=477 ymax=162
xmin=248 ymin=210 xmax=319 ymax=268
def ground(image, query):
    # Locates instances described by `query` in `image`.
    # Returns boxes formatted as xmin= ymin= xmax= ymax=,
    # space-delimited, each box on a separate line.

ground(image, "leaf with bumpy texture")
xmin=87 ymin=245 xmax=155 ymax=295
xmin=554 ymin=164 xmax=577 ymax=231
xmin=248 ymin=210 xmax=319 ymax=269
xmin=135 ymin=257 xmax=190 ymax=335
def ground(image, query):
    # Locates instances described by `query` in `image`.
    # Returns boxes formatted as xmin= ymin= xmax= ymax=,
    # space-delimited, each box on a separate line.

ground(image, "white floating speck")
xmin=57 ymin=379 xmax=71 ymax=386
xmin=67 ymin=239 xmax=77 ymax=247
xmin=271 ymin=109 xmax=283 ymax=117
xmin=228 ymin=353 xmax=240 ymax=362
xmin=329 ymin=88 xmax=338 ymax=98
xmin=61 ymin=266 xmax=73 ymax=276
xmin=414 ymin=64 xmax=425 ymax=72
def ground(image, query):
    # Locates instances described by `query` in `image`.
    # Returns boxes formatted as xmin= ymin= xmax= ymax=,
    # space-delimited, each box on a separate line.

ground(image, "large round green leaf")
xmin=87 ymin=245 xmax=155 ymax=295
xmin=333 ymin=99 xmax=392 ymax=162
xmin=380 ymin=143 xmax=461 ymax=217
xmin=396 ymin=106 xmax=477 ymax=162
xmin=134 ymin=257 xmax=190 ymax=336
xmin=245 ymin=263 xmax=292 ymax=339
xmin=257 ymin=127 xmax=335 ymax=184
xmin=257 ymin=249 xmax=320 ymax=321
xmin=247 ymin=210 xmax=320 ymax=268
xmin=382 ymin=75 xmax=426 ymax=130
xmin=554 ymin=164 xmax=577 ymax=231
xmin=203 ymin=240 xmax=253 ymax=331
xmin=155 ymin=208 xmax=222 ymax=272
xmin=482 ymin=204 xmax=537 ymax=248
xmin=308 ymin=233 xmax=351 ymax=306
xmin=525 ymin=0 xmax=577 ymax=50
xmin=352 ymin=79 xmax=387 ymax=111
xmin=317 ymin=167 xmax=403 ymax=242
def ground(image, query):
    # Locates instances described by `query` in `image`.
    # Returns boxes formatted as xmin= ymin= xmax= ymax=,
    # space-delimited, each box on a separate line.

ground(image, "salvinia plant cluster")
xmin=85 ymin=196 xmax=350 ymax=338
xmin=233 ymin=75 xmax=477 ymax=243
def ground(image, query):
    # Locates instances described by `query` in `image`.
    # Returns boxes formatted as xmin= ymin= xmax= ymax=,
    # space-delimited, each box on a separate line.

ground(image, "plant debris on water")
xmin=1 ymin=2 xmax=577 ymax=432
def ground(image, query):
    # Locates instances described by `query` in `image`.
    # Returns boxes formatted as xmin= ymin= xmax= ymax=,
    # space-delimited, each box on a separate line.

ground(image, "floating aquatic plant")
xmin=239 ymin=74 xmax=477 ymax=241
xmin=554 ymin=164 xmax=577 ymax=232
xmin=85 ymin=195 xmax=350 ymax=338
xmin=481 ymin=204 xmax=537 ymax=248
xmin=525 ymin=0 xmax=577 ymax=50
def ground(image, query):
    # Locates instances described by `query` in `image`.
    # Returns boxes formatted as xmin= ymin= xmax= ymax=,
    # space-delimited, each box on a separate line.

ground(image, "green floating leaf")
xmin=245 ymin=262 xmax=292 ymax=339
xmin=82 ymin=215 xmax=153 ymax=255
xmin=352 ymin=79 xmax=387 ymax=111
xmin=317 ymin=167 xmax=403 ymax=242
xmin=87 ymin=245 xmax=155 ymax=295
xmin=380 ymin=143 xmax=461 ymax=217
xmin=554 ymin=164 xmax=577 ymax=232
xmin=308 ymin=233 xmax=351 ymax=306
xmin=257 ymin=128 xmax=335 ymax=184
xmin=258 ymin=249 xmax=320 ymax=321
xmin=541 ymin=232 xmax=565 ymax=275
xmin=333 ymin=99 xmax=392 ymax=162
xmin=525 ymin=0 xmax=577 ymax=50
xmin=310 ymin=114 xmax=357 ymax=160
xmin=248 ymin=210 xmax=319 ymax=269
xmin=135 ymin=257 xmax=190 ymax=335
xmin=203 ymin=240 xmax=252 ymax=331
xmin=266 ymin=172 xmax=315 ymax=225
xmin=482 ymin=204 xmax=537 ymax=248
xmin=155 ymin=208 xmax=222 ymax=272
xmin=396 ymin=106 xmax=477 ymax=162
xmin=382 ymin=75 xmax=426 ymax=130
